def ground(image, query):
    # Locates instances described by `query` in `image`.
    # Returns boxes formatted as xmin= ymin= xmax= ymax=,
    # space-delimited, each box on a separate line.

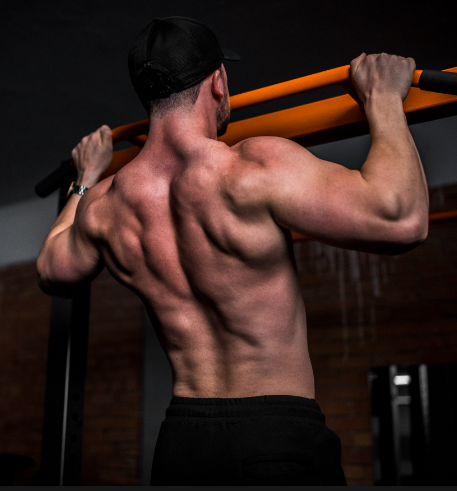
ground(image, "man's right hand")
xmin=350 ymin=52 xmax=416 ymax=106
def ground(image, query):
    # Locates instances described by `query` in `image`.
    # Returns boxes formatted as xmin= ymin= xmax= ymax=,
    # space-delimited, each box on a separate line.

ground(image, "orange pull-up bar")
xmin=107 ymin=65 xmax=427 ymax=145
xmin=97 ymin=65 xmax=457 ymax=181
xmin=229 ymin=64 xmax=425 ymax=111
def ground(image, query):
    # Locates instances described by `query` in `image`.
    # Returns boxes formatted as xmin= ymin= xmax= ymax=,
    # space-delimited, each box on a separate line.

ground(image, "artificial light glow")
xmin=393 ymin=375 xmax=411 ymax=386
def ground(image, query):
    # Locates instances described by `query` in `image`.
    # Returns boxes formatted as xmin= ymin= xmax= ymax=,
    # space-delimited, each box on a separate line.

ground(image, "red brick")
xmin=343 ymin=446 xmax=374 ymax=464
xmin=337 ymin=431 xmax=353 ymax=447
xmin=353 ymin=400 xmax=372 ymax=415
xmin=343 ymin=464 xmax=370 ymax=479
xmin=353 ymin=431 xmax=373 ymax=447
xmin=327 ymin=355 xmax=371 ymax=369
xmin=328 ymin=417 xmax=371 ymax=432
xmin=320 ymin=401 xmax=351 ymax=415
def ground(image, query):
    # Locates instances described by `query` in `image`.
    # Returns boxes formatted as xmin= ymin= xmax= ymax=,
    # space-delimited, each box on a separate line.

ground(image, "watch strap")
xmin=67 ymin=182 xmax=89 ymax=197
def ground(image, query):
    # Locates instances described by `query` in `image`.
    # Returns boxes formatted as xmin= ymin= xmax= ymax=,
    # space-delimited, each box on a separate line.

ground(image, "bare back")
xmin=89 ymin=138 xmax=314 ymax=399
xmin=38 ymin=53 xmax=429 ymax=402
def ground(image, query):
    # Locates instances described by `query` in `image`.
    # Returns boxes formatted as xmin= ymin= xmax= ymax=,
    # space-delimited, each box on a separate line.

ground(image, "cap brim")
xmin=222 ymin=48 xmax=241 ymax=61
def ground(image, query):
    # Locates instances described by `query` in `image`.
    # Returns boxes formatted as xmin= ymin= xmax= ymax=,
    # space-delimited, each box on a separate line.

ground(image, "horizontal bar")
xmin=104 ymin=66 xmax=457 ymax=148
xmin=35 ymin=159 xmax=77 ymax=198
xmin=35 ymin=65 xmax=457 ymax=195
xmin=104 ymin=66 xmax=456 ymax=146
xmin=428 ymin=209 xmax=457 ymax=223
xmin=219 ymin=67 xmax=457 ymax=147
xmin=99 ymin=146 xmax=141 ymax=180
xmin=229 ymin=66 xmax=429 ymax=111
xmin=105 ymin=65 xmax=426 ymax=145
xmin=100 ymin=69 xmax=457 ymax=179
xmin=230 ymin=65 xmax=353 ymax=110
xmin=419 ymin=69 xmax=457 ymax=96
xmin=111 ymin=120 xmax=149 ymax=144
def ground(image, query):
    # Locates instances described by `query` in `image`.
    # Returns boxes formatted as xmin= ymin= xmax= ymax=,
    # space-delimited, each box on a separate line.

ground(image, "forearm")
xmin=44 ymin=194 xmax=81 ymax=244
xmin=43 ymin=172 xmax=98 ymax=243
xmin=361 ymin=94 xmax=429 ymax=224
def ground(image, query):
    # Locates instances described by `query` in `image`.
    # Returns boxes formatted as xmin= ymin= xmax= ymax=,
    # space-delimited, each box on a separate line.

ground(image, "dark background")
xmin=1 ymin=2 xmax=457 ymax=485
xmin=2 ymin=0 xmax=457 ymax=205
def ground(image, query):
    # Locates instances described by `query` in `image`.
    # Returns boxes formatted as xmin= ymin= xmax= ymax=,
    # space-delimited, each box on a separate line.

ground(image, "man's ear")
xmin=211 ymin=69 xmax=224 ymax=100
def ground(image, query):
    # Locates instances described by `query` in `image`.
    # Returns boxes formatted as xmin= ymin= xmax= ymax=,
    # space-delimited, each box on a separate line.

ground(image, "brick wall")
xmin=0 ymin=183 xmax=456 ymax=485
xmin=0 ymin=265 xmax=143 ymax=485
xmin=0 ymin=263 xmax=51 ymax=485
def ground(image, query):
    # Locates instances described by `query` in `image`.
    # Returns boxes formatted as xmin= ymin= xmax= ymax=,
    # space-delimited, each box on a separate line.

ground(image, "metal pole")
xmin=39 ymin=178 xmax=90 ymax=485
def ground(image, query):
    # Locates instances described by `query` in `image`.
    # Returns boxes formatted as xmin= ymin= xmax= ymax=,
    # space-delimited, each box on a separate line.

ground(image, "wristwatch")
xmin=67 ymin=181 xmax=89 ymax=197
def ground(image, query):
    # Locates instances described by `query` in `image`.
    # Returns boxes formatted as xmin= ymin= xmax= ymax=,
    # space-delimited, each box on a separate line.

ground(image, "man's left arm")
xmin=37 ymin=125 xmax=113 ymax=297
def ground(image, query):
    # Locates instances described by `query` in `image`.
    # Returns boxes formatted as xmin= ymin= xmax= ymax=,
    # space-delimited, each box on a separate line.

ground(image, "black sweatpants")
xmin=150 ymin=395 xmax=347 ymax=485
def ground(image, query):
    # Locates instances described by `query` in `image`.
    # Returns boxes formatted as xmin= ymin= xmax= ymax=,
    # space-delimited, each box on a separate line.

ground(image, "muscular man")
xmin=37 ymin=17 xmax=428 ymax=485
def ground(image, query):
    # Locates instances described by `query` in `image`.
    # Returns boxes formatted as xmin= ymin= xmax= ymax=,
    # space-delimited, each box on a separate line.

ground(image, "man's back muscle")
xmin=88 ymin=139 xmax=314 ymax=398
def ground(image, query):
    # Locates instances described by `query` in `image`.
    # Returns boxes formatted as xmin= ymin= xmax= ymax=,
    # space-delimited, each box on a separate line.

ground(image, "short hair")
xmin=134 ymin=64 xmax=225 ymax=118
xmin=135 ymin=67 xmax=204 ymax=118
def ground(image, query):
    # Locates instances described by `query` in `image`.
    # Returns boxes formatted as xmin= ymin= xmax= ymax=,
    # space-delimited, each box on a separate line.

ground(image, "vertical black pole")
xmin=370 ymin=366 xmax=397 ymax=485
xmin=408 ymin=365 xmax=430 ymax=484
xmin=39 ymin=181 xmax=90 ymax=485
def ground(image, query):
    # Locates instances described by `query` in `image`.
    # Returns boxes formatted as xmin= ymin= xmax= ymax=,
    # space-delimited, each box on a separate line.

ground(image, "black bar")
xmin=39 ymin=297 xmax=72 ymax=485
xmin=427 ymin=363 xmax=457 ymax=485
xmin=370 ymin=367 xmax=397 ymax=485
xmin=38 ymin=187 xmax=90 ymax=485
xmin=419 ymin=69 xmax=457 ymax=96
xmin=407 ymin=365 xmax=430 ymax=485
xmin=35 ymin=159 xmax=77 ymax=198
xmin=62 ymin=286 xmax=90 ymax=485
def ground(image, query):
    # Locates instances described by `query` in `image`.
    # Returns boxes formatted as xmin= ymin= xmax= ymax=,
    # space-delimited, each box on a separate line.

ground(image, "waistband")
xmin=165 ymin=395 xmax=325 ymax=423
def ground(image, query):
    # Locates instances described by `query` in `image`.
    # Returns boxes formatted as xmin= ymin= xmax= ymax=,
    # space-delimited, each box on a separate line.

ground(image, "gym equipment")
xmin=36 ymin=65 xmax=457 ymax=198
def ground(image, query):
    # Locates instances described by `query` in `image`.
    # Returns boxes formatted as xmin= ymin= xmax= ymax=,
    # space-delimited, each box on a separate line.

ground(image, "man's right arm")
xmin=237 ymin=53 xmax=429 ymax=255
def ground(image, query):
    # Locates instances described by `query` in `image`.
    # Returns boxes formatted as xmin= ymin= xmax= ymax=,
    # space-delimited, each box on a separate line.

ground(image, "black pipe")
xmin=35 ymin=159 xmax=77 ymax=198
xmin=419 ymin=69 xmax=457 ymax=96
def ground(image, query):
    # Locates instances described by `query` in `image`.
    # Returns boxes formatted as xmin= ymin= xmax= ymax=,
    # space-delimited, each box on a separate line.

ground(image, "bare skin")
xmin=37 ymin=53 xmax=429 ymax=399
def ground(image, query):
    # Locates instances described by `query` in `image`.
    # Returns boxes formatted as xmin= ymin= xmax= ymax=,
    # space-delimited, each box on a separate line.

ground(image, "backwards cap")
xmin=128 ymin=16 xmax=240 ymax=100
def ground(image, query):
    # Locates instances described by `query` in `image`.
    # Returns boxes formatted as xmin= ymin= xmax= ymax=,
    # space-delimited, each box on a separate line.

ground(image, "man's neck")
xmin=134 ymin=108 xmax=220 ymax=177
xmin=145 ymin=104 xmax=218 ymax=149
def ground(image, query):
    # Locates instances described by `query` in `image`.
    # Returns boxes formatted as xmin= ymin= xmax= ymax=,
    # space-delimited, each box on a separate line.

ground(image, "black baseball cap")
xmin=128 ymin=16 xmax=240 ymax=100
